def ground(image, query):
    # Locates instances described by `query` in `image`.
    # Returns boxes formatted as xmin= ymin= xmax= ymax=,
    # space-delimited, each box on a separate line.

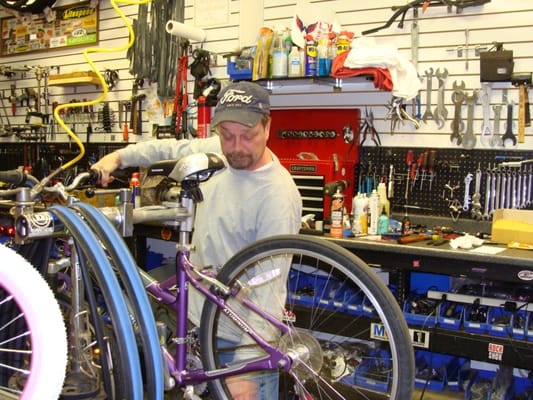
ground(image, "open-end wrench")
xmin=450 ymin=81 xmax=465 ymax=145
xmin=482 ymin=166 xmax=492 ymax=219
xmin=433 ymin=68 xmax=448 ymax=129
xmin=463 ymin=173 xmax=473 ymax=211
xmin=462 ymin=90 xmax=478 ymax=149
xmin=479 ymin=84 xmax=492 ymax=147
xmin=422 ymin=68 xmax=434 ymax=123
xmin=490 ymin=104 xmax=503 ymax=147
xmin=494 ymin=169 xmax=501 ymax=211
xmin=502 ymin=102 xmax=517 ymax=147
xmin=471 ymin=167 xmax=483 ymax=220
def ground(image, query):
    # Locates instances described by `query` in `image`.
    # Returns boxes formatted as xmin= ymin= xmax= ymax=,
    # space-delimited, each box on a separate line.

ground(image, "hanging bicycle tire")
xmin=0 ymin=244 xmax=67 ymax=400
xmin=200 ymin=234 xmax=414 ymax=400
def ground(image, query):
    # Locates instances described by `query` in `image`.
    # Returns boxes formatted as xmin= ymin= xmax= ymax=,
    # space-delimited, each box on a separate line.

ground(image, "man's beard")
xmin=226 ymin=152 xmax=253 ymax=169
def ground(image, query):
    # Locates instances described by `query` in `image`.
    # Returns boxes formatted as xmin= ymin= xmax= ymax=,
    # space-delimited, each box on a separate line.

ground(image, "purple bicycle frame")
xmin=141 ymin=247 xmax=292 ymax=387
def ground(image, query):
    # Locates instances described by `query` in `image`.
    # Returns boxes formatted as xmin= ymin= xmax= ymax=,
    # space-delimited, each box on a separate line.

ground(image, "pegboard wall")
xmin=357 ymin=147 xmax=533 ymax=221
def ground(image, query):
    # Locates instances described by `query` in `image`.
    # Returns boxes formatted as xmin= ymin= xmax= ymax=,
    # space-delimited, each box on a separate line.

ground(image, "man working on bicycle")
xmin=91 ymin=81 xmax=302 ymax=399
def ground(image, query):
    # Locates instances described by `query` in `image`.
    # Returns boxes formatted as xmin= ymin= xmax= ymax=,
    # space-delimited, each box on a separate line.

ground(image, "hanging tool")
xmin=171 ymin=42 xmax=190 ymax=138
xmin=511 ymin=72 xmax=532 ymax=143
xmin=502 ymin=102 xmax=517 ymax=147
xmin=421 ymin=68 xmax=434 ymax=123
xmin=404 ymin=150 xmax=414 ymax=200
xmin=479 ymin=83 xmax=493 ymax=147
xmin=463 ymin=172 xmax=473 ymax=211
xmin=450 ymin=81 xmax=465 ymax=145
xmin=428 ymin=149 xmax=436 ymax=190
xmin=462 ymin=90 xmax=478 ymax=149
xmin=360 ymin=107 xmax=381 ymax=146
xmin=434 ymin=68 xmax=448 ymax=129
xmin=471 ymin=166 xmax=483 ymax=220
xmin=419 ymin=150 xmax=428 ymax=190
xmin=490 ymin=104 xmax=503 ymax=147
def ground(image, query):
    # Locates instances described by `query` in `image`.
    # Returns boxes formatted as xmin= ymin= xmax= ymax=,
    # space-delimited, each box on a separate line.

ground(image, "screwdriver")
xmin=419 ymin=150 xmax=429 ymax=190
xmin=428 ymin=150 xmax=436 ymax=190
xmin=405 ymin=150 xmax=413 ymax=200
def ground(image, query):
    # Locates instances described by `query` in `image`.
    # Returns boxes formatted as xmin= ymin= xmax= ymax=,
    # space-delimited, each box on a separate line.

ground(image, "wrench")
xmin=463 ymin=173 xmax=473 ymax=211
xmin=490 ymin=104 xmax=503 ymax=147
xmin=450 ymin=81 xmax=466 ymax=145
xmin=433 ymin=68 xmax=448 ymax=129
xmin=479 ymin=84 xmax=492 ymax=147
xmin=502 ymin=102 xmax=517 ymax=147
xmin=462 ymin=90 xmax=478 ymax=149
xmin=482 ymin=166 xmax=492 ymax=219
xmin=422 ymin=68 xmax=434 ymax=122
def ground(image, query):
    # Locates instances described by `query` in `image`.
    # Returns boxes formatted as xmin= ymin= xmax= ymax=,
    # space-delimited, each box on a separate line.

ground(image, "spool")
xmin=166 ymin=20 xmax=207 ymax=42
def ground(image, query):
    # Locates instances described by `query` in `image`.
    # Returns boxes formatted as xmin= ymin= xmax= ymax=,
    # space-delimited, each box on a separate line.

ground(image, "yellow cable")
xmin=55 ymin=0 xmax=152 ymax=170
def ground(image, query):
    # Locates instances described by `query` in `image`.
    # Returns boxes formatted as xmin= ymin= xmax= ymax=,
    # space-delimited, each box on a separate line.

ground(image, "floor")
xmin=414 ymin=387 xmax=464 ymax=400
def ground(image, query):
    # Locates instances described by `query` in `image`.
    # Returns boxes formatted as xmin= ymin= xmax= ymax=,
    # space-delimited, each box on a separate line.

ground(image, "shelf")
xmin=255 ymin=75 xmax=373 ymax=93
xmin=48 ymin=71 xmax=101 ymax=87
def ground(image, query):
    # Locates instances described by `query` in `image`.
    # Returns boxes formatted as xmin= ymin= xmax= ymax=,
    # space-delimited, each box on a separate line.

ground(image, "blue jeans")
xmin=218 ymin=338 xmax=279 ymax=399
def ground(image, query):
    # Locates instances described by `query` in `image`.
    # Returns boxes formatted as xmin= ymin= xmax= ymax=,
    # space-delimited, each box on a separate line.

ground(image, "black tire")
xmin=200 ymin=235 xmax=414 ymax=400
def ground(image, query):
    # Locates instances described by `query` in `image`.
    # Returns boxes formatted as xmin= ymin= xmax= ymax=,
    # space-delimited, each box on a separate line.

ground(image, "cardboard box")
xmin=491 ymin=209 xmax=533 ymax=245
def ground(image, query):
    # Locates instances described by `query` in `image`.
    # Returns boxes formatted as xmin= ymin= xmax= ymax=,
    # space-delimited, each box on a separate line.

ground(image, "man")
xmin=91 ymin=81 xmax=302 ymax=399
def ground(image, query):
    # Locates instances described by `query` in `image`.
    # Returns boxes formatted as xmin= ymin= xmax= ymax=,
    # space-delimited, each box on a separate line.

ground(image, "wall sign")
xmin=1 ymin=1 xmax=98 ymax=57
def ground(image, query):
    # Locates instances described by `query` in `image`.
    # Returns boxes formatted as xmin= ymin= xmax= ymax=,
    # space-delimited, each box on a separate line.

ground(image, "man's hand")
xmin=91 ymin=151 xmax=122 ymax=187
xmin=226 ymin=376 xmax=258 ymax=400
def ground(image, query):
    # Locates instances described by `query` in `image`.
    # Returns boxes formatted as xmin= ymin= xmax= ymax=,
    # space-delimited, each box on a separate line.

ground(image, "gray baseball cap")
xmin=211 ymin=81 xmax=270 ymax=127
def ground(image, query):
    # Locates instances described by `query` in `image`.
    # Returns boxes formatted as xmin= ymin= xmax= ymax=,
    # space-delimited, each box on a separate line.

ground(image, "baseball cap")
xmin=211 ymin=81 xmax=270 ymax=127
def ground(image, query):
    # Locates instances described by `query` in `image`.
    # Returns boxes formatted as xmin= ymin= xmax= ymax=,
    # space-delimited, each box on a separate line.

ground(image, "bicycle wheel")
xmin=0 ymin=244 xmax=67 ymax=400
xmin=200 ymin=234 xmax=414 ymax=400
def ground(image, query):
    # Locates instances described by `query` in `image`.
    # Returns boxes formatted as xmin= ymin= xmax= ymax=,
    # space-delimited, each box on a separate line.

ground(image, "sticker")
xmin=518 ymin=270 xmax=533 ymax=281
xmin=488 ymin=342 xmax=504 ymax=361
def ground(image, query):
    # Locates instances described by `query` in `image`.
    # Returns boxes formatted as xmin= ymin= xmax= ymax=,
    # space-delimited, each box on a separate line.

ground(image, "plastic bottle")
xmin=317 ymin=38 xmax=328 ymax=76
xmin=130 ymin=172 xmax=141 ymax=209
xmin=367 ymin=189 xmax=380 ymax=235
xmin=288 ymin=46 xmax=302 ymax=77
xmin=377 ymin=207 xmax=390 ymax=234
xmin=271 ymin=30 xmax=288 ymax=78
xmin=329 ymin=188 xmax=344 ymax=238
xmin=377 ymin=182 xmax=390 ymax=216
xmin=336 ymin=33 xmax=351 ymax=55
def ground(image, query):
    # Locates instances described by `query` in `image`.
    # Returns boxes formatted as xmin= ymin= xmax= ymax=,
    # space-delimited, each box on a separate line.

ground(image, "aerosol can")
xmin=330 ymin=188 xmax=344 ymax=238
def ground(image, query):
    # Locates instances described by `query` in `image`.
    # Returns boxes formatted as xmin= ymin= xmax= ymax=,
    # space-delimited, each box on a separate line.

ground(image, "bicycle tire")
xmin=0 ymin=244 xmax=67 ymax=400
xmin=200 ymin=234 xmax=414 ymax=400
xmin=72 ymin=202 xmax=164 ymax=400
xmin=50 ymin=205 xmax=144 ymax=400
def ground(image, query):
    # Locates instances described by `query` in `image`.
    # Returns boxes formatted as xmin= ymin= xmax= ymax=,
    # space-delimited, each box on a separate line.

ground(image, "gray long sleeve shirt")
xmin=117 ymin=136 xmax=302 ymax=325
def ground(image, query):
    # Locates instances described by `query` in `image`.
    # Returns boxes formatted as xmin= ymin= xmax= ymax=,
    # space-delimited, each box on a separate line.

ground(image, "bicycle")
xmin=0 ymin=167 xmax=163 ymax=400
xmin=9 ymin=151 xmax=415 ymax=400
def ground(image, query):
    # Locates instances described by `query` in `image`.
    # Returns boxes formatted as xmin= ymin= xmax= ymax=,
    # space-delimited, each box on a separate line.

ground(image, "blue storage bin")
xmin=510 ymin=310 xmax=528 ymax=340
xmin=446 ymin=357 xmax=470 ymax=392
xmin=437 ymin=301 xmax=463 ymax=330
xmin=227 ymin=61 xmax=252 ymax=81
xmin=464 ymin=304 xmax=489 ymax=334
xmin=403 ymin=295 xmax=438 ymax=327
xmin=488 ymin=306 xmax=513 ymax=338
xmin=414 ymin=350 xmax=449 ymax=392
xmin=353 ymin=349 xmax=391 ymax=392
xmin=464 ymin=369 xmax=495 ymax=400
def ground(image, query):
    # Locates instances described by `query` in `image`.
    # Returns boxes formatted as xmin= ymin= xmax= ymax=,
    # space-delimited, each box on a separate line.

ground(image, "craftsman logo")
xmin=488 ymin=342 xmax=504 ymax=361
xmin=219 ymin=89 xmax=253 ymax=106
xmin=518 ymin=270 xmax=533 ymax=281
xmin=62 ymin=6 xmax=95 ymax=20
xmin=289 ymin=164 xmax=317 ymax=173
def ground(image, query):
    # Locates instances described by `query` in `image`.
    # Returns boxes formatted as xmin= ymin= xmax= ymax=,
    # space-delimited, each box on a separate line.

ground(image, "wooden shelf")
xmin=48 ymin=71 xmax=101 ymax=87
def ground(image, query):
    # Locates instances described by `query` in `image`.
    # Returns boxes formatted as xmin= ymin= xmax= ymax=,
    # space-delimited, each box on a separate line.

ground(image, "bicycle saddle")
xmin=146 ymin=153 xmax=226 ymax=184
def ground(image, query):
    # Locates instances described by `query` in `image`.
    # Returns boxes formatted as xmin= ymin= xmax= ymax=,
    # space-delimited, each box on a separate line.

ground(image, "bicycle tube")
xmin=73 ymin=201 xmax=164 ymax=400
xmin=0 ymin=244 xmax=67 ymax=400
xmin=200 ymin=234 xmax=414 ymax=400
xmin=50 ymin=205 xmax=143 ymax=400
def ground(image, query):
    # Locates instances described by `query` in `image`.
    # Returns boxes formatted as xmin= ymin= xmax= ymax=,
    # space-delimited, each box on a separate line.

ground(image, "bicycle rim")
xmin=200 ymin=235 xmax=414 ymax=400
xmin=0 ymin=244 xmax=67 ymax=400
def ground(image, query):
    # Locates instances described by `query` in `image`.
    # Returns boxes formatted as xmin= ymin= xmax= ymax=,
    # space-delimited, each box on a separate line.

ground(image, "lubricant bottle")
xmin=271 ymin=30 xmax=288 ymax=78
xmin=330 ymin=188 xmax=344 ymax=238
xmin=367 ymin=189 xmax=380 ymax=235
xmin=304 ymin=36 xmax=317 ymax=77
xmin=377 ymin=207 xmax=390 ymax=234
xmin=130 ymin=172 xmax=141 ymax=209
xmin=288 ymin=46 xmax=302 ymax=77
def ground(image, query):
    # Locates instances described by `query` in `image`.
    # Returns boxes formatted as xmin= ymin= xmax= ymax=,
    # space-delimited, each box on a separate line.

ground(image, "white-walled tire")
xmin=0 ymin=244 xmax=67 ymax=400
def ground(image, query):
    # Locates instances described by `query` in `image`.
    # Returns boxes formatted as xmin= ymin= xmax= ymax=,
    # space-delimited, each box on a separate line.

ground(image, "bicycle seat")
xmin=147 ymin=153 xmax=226 ymax=184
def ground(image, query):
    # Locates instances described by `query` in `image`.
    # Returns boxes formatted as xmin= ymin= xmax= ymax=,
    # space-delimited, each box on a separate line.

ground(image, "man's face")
xmin=217 ymin=119 xmax=270 ymax=170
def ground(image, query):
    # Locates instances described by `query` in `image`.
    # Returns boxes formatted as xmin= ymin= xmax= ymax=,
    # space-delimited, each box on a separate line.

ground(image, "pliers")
xmin=359 ymin=107 xmax=381 ymax=146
